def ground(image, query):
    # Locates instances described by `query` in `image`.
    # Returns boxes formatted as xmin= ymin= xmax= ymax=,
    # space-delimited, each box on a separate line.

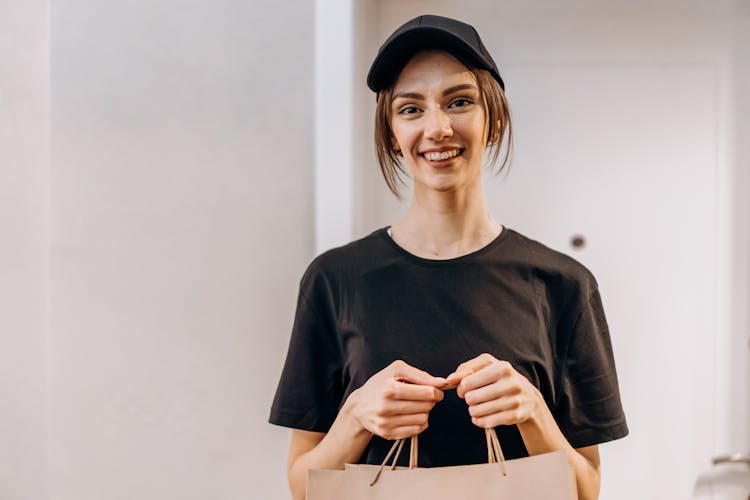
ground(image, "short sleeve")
xmin=554 ymin=287 xmax=629 ymax=448
xmin=268 ymin=288 xmax=344 ymax=433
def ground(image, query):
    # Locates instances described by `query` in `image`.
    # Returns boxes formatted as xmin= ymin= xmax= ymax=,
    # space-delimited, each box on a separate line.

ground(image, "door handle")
xmin=713 ymin=454 xmax=750 ymax=466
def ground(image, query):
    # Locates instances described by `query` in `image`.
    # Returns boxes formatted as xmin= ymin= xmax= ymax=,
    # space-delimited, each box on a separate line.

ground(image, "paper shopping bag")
xmin=307 ymin=429 xmax=577 ymax=500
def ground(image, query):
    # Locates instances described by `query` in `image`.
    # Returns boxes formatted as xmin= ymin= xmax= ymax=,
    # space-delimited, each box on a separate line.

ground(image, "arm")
xmin=517 ymin=402 xmax=601 ymax=499
xmin=286 ymin=404 xmax=370 ymax=500
xmin=448 ymin=354 xmax=601 ymax=500
xmin=286 ymin=361 xmax=446 ymax=500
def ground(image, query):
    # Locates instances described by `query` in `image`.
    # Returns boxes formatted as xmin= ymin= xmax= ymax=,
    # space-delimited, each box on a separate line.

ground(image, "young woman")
xmin=269 ymin=14 xmax=628 ymax=500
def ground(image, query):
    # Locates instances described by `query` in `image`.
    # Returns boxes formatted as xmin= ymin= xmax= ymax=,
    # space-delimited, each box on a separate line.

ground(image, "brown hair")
xmin=374 ymin=64 xmax=513 ymax=198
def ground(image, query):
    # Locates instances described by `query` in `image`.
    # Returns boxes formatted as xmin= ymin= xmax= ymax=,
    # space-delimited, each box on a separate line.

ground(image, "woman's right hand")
xmin=347 ymin=360 xmax=446 ymax=440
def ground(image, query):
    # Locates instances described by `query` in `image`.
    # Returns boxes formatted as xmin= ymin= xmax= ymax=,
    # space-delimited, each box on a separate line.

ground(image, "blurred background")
xmin=2 ymin=0 xmax=749 ymax=499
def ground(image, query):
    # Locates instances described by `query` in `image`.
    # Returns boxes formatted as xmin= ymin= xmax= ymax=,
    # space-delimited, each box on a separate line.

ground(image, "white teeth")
xmin=424 ymin=149 xmax=460 ymax=161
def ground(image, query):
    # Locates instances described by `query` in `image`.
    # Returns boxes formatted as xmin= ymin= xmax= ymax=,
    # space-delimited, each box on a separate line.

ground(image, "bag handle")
xmin=369 ymin=428 xmax=507 ymax=486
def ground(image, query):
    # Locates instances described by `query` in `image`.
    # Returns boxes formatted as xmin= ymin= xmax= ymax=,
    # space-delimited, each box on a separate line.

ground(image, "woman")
xmin=269 ymin=14 xmax=628 ymax=500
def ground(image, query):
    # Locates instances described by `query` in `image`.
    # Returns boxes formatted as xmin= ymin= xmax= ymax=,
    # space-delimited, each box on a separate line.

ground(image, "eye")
xmin=398 ymin=105 xmax=421 ymax=115
xmin=448 ymin=98 xmax=473 ymax=109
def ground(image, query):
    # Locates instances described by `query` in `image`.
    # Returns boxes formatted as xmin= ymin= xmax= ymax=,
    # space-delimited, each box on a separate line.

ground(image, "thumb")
xmin=445 ymin=357 xmax=493 ymax=387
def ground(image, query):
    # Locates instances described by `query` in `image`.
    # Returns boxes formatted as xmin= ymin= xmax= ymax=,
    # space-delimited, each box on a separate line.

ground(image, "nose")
xmin=424 ymin=106 xmax=453 ymax=141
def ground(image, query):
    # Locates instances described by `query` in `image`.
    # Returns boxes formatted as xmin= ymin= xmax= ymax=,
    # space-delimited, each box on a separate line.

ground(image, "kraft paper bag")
xmin=307 ymin=429 xmax=577 ymax=500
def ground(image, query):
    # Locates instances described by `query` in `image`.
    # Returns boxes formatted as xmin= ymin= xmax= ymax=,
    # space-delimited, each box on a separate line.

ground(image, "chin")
xmin=417 ymin=178 xmax=466 ymax=194
xmin=419 ymin=171 xmax=481 ymax=193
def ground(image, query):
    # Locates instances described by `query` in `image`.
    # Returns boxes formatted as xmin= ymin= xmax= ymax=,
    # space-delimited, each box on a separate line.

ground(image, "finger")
xmin=446 ymin=354 xmax=496 ymax=384
xmin=446 ymin=362 xmax=472 ymax=381
xmin=369 ymin=411 xmax=429 ymax=431
xmin=443 ymin=367 xmax=476 ymax=389
xmin=471 ymin=406 xmax=528 ymax=428
xmin=463 ymin=374 xmax=523 ymax=405
xmin=467 ymin=395 xmax=522 ymax=419
xmin=457 ymin=361 xmax=515 ymax=398
xmin=370 ymin=414 xmax=430 ymax=440
xmin=446 ymin=361 xmax=479 ymax=382
xmin=387 ymin=380 xmax=444 ymax=402
xmin=384 ymin=423 xmax=430 ymax=440
xmin=390 ymin=360 xmax=447 ymax=388
xmin=378 ymin=400 xmax=437 ymax=416
xmin=463 ymin=381 xmax=509 ymax=406
xmin=471 ymin=414 xmax=505 ymax=429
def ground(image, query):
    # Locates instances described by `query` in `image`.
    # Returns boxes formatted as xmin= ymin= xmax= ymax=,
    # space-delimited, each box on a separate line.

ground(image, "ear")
xmin=391 ymin=139 xmax=401 ymax=153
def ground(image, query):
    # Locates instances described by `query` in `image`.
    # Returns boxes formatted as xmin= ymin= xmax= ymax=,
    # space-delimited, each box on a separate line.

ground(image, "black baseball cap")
xmin=367 ymin=15 xmax=505 ymax=93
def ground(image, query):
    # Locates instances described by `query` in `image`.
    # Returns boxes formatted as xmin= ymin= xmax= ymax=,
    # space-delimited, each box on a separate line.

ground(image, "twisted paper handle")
xmin=370 ymin=428 xmax=507 ymax=486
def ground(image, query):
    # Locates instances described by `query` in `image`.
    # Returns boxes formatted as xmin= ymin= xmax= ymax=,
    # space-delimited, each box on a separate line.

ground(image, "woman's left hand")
xmin=446 ymin=353 xmax=543 ymax=428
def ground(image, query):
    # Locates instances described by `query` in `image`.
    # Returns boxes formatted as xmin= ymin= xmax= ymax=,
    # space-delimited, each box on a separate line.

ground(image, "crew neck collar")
xmin=380 ymin=225 xmax=511 ymax=265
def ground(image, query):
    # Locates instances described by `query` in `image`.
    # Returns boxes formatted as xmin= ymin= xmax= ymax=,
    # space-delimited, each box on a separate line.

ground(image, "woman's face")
xmin=389 ymin=50 xmax=488 ymax=195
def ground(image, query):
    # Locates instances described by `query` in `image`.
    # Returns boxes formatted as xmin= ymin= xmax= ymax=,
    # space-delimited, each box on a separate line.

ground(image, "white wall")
xmin=4 ymin=1 xmax=748 ymax=499
xmin=0 ymin=1 xmax=49 ymax=499
xmin=3 ymin=0 xmax=315 ymax=499
xmin=49 ymin=1 xmax=315 ymax=498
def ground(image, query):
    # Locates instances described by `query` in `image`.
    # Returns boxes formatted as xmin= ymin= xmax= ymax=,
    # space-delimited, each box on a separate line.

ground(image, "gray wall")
xmin=3 ymin=0 xmax=314 ymax=498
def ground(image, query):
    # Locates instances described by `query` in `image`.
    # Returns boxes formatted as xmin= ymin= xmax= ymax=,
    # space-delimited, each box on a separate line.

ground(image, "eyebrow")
xmin=392 ymin=83 xmax=478 ymax=101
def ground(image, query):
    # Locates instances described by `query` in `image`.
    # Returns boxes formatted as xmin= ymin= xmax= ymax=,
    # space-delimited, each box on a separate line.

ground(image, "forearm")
xmin=288 ymin=397 xmax=373 ymax=500
xmin=516 ymin=391 xmax=600 ymax=500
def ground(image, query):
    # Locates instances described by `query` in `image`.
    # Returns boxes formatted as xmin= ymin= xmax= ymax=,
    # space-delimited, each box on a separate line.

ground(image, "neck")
xmin=391 ymin=182 xmax=501 ymax=259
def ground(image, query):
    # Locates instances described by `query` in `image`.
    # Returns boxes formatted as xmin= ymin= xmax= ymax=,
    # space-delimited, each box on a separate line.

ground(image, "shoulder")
xmin=502 ymin=228 xmax=599 ymax=301
xmin=299 ymin=228 xmax=393 ymax=299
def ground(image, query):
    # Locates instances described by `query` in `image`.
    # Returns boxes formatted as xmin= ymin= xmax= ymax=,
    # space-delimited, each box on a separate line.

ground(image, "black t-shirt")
xmin=269 ymin=227 xmax=628 ymax=467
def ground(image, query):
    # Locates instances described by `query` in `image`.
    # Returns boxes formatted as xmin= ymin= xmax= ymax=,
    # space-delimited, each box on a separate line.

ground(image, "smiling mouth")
xmin=421 ymin=149 xmax=463 ymax=161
